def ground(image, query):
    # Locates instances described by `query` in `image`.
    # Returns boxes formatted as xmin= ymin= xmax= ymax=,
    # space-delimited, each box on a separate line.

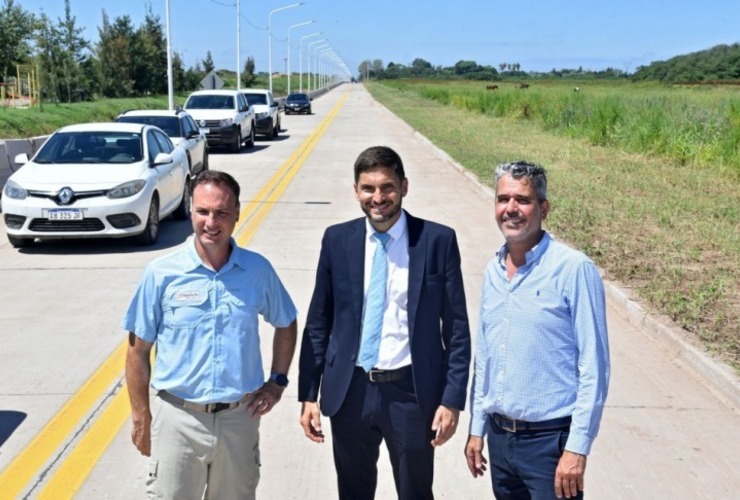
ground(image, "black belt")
xmin=158 ymin=390 xmax=250 ymax=414
xmin=492 ymin=413 xmax=572 ymax=433
xmin=361 ymin=365 xmax=412 ymax=383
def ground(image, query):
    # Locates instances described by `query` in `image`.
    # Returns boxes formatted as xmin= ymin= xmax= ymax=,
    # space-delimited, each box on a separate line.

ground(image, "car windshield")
xmin=118 ymin=115 xmax=180 ymax=137
xmin=287 ymin=94 xmax=309 ymax=103
xmin=34 ymin=131 xmax=144 ymax=164
xmin=185 ymin=94 xmax=234 ymax=110
xmin=243 ymin=93 xmax=267 ymax=106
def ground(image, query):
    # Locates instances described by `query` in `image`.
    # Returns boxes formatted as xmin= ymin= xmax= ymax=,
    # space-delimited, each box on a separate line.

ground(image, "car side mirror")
xmin=271 ymin=101 xmax=278 ymax=107
xmin=152 ymin=152 xmax=173 ymax=166
xmin=14 ymin=153 xmax=29 ymax=165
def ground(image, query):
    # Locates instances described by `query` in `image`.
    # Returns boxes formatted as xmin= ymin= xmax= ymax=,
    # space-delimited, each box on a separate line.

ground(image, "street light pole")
xmin=268 ymin=2 xmax=304 ymax=95
xmin=310 ymin=43 xmax=330 ymax=93
xmin=236 ymin=0 xmax=241 ymax=90
xmin=165 ymin=0 xmax=173 ymax=110
xmin=287 ymin=20 xmax=315 ymax=95
xmin=306 ymin=40 xmax=327 ymax=94
xmin=299 ymin=32 xmax=322 ymax=93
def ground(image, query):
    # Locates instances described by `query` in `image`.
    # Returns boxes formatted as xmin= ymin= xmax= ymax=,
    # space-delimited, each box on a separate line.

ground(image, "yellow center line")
xmin=20 ymin=90 xmax=349 ymax=497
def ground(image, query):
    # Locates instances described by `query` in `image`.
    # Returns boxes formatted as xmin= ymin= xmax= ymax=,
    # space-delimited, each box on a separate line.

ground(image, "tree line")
xmin=0 ymin=0 xmax=256 ymax=103
xmin=632 ymin=43 xmax=740 ymax=83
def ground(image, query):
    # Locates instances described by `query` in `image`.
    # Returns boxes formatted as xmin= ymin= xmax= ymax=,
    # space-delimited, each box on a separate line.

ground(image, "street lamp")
xmin=287 ymin=20 xmax=315 ymax=95
xmin=317 ymin=47 xmax=332 ymax=91
xmin=306 ymin=39 xmax=328 ymax=93
xmin=299 ymin=33 xmax=322 ymax=93
xmin=268 ymin=2 xmax=304 ymax=95
xmin=165 ymin=0 xmax=173 ymax=110
xmin=310 ymin=43 xmax=330 ymax=92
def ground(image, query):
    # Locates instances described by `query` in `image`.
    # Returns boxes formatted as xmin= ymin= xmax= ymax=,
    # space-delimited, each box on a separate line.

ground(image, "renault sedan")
xmin=2 ymin=122 xmax=191 ymax=248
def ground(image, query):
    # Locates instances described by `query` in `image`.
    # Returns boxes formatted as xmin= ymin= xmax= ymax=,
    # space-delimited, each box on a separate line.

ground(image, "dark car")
xmin=284 ymin=93 xmax=312 ymax=115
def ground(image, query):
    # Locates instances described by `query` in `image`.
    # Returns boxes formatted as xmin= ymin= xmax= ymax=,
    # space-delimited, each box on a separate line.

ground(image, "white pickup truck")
xmin=240 ymin=89 xmax=281 ymax=140
xmin=184 ymin=89 xmax=256 ymax=153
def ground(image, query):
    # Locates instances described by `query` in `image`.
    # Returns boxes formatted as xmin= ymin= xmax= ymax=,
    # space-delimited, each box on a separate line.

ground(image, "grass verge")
xmin=366 ymin=81 xmax=739 ymax=372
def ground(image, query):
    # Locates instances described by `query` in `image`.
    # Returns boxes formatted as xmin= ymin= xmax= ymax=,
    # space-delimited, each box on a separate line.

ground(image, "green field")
xmin=366 ymin=79 xmax=739 ymax=371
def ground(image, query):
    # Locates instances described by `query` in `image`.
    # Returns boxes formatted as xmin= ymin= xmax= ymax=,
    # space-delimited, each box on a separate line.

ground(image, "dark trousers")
xmin=487 ymin=416 xmax=583 ymax=500
xmin=329 ymin=367 xmax=435 ymax=500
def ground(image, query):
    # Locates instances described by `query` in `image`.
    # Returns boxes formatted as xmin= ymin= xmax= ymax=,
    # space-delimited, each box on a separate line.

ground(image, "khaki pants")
xmin=146 ymin=394 xmax=260 ymax=499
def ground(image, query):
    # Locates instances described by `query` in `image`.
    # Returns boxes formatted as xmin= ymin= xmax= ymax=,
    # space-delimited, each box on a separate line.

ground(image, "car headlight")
xmin=4 ymin=180 xmax=28 ymax=200
xmin=107 ymin=180 xmax=146 ymax=199
xmin=256 ymin=112 xmax=268 ymax=119
xmin=219 ymin=118 xmax=234 ymax=127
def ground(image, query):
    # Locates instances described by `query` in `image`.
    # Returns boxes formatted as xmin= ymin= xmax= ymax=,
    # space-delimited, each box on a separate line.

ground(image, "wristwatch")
xmin=269 ymin=372 xmax=289 ymax=388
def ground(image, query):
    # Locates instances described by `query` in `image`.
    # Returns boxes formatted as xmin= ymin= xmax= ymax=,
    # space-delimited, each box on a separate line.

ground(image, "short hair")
xmin=353 ymin=146 xmax=405 ymax=184
xmin=494 ymin=161 xmax=548 ymax=202
xmin=190 ymin=170 xmax=241 ymax=206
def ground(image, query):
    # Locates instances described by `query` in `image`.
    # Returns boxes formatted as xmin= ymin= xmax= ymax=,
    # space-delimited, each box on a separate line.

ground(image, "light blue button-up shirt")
xmin=122 ymin=238 xmax=297 ymax=404
xmin=469 ymin=232 xmax=610 ymax=455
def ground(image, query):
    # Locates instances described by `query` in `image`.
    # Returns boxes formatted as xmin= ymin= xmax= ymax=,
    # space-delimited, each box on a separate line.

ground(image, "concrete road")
xmin=0 ymin=84 xmax=738 ymax=499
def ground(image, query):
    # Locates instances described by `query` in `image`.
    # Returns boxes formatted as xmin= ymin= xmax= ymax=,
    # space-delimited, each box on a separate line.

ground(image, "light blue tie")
xmin=358 ymin=232 xmax=391 ymax=371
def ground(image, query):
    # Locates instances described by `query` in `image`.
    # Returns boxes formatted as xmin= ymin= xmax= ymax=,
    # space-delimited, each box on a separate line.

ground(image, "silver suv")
xmin=184 ymin=89 xmax=256 ymax=153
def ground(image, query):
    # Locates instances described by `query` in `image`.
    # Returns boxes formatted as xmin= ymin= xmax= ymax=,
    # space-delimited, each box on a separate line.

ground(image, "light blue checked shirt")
xmin=469 ymin=232 xmax=610 ymax=455
xmin=122 ymin=238 xmax=297 ymax=404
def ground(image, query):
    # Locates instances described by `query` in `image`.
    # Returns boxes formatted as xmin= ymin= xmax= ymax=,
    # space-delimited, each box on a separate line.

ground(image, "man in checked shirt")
xmin=465 ymin=161 xmax=610 ymax=499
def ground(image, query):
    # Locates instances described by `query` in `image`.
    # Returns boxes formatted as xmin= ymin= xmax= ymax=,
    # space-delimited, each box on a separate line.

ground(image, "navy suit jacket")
xmin=298 ymin=211 xmax=471 ymax=420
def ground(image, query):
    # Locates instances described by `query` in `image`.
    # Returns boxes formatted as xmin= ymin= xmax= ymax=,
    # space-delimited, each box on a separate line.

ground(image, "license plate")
xmin=48 ymin=209 xmax=83 ymax=221
xmin=199 ymin=127 xmax=210 ymax=134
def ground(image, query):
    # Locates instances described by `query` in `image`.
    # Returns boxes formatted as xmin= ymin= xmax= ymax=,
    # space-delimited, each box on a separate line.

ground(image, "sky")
xmin=21 ymin=0 xmax=740 ymax=77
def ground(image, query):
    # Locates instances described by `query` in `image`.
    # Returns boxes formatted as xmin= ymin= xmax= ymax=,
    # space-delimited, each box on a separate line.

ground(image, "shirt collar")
xmin=364 ymin=210 xmax=407 ymax=243
xmin=184 ymin=237 xmax=246 ymax=273
xmin=496 ymin=230 xmax=553 ymax=269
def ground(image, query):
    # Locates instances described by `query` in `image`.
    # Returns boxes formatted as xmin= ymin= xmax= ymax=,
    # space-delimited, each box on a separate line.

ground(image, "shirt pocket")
xmin=165 ymin=287 xmax=209 ymax=328
xmin=221 ymin=287 xmax=260 ymax=331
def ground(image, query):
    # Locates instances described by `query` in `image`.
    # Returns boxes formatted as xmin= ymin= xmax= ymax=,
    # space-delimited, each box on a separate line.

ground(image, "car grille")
xmin=28 ymin=218 xmax=106 ymax=232
xmin=203 ymin=120 xmax=223 ymax=128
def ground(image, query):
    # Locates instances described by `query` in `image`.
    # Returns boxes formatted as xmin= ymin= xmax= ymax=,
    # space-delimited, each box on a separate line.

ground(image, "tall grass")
xmin=381 ymin=80 xmax=740 ymax=177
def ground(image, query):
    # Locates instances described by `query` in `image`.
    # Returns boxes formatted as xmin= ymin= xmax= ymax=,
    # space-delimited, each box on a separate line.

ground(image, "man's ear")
xmin=401 ymin=178 xmax=409 ymax=198
xmin=540 ymin=199 xmax=550 ymax=220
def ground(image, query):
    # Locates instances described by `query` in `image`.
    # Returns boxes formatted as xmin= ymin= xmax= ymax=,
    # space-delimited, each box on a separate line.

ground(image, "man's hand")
xmin=246 ymin=380 xmax=284 ymax=417
xmin=464 ymin=435 xmax=488 ymax=478
xmin=131 ymin=411 xmax=152 ymax=456
xmin=299 ymin=401 xmax=325 ymax=443
xmin=554 ymin=450 xmax=587 ymax=498
xmin=431 ymin=405 xmax=459 ymax=447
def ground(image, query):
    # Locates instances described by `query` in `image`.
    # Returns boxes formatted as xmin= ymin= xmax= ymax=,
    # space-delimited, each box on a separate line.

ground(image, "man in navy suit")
xmin=299 ymin=146 xmax=471 ymax=499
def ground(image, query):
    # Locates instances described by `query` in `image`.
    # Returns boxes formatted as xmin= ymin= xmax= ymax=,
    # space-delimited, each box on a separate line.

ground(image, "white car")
xmin=184 ymin=89 xmax=256 ymax=153
xmin=2 ymin=122 xmax=191 ymax=248
xmin=241 ymin=89 xmax=281 ymax=139
xmin=116 ymin=108 xmax=209 ymax=175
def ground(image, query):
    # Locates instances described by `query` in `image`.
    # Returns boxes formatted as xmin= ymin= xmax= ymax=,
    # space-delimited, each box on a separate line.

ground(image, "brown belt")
xmin=158 ymin=390 xmax=250 ymax=414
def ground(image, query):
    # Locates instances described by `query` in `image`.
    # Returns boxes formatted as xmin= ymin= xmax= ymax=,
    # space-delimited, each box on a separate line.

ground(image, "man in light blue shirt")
xmin=124 ymin=170 xmax=297 ymax=499
xmin=465 ymin=162 xmax=609 ymax=499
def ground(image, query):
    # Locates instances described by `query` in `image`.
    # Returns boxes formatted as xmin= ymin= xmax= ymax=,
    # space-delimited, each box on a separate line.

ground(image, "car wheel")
xmin=245 ymin=125 xmax=255 ymax=148
xmin=273 ymin=117 xmax=280 ymax=138
xmin=230 ymin=128 xmax=241 ymax=153
xmin=265 ymin=118 xmax=274 ymax=140
xmin=7 ymin=234 xmax=33 ymax=248
xmin=202 ymin=147 xmax=209 ymax=171
xmin=172 ymin=181 xmax=191 ymax=221
xmin=136 ymin=196 xmax=160 ymax=245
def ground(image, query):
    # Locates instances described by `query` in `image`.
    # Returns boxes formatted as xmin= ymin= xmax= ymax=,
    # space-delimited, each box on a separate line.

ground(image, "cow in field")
xmin=518 ymin=83 xmax=530 ymax=89
xmin=486 ymin=85 xmax=499 ymax=90
xmin=574 ymin=86 xmax=581 ymax=92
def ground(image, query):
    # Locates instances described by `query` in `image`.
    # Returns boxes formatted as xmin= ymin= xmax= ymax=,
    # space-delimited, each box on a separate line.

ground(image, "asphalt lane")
xmin=1 ymin=84 xmax=738 ymax=499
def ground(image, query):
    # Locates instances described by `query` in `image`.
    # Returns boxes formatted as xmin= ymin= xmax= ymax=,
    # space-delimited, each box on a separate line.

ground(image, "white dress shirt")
xmin=361 ymin=212 xmax=410 ymax=370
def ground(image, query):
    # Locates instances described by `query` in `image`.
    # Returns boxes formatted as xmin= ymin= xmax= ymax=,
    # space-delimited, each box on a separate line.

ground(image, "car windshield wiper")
xmin=33 ymin=159 xmax=56 ymax=164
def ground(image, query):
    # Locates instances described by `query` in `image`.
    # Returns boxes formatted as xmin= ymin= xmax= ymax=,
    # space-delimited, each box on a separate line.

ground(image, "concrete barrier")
xmin=0 ymin=136 xmax=49 ymax=199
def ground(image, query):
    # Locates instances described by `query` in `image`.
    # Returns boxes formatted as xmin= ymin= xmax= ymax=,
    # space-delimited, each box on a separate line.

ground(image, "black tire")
xmin=245 ymin=125 xmax=255 ymax=148
xmin=265 ymin=118 xmax=274 ymax=140
xmin=273 ymin=117 xmax=280 ymax=138
xmin=230 ymin=128 xmax=241 ymax=153
xmin=202 ymin=147 xmax=209 ymax=171
xmin=7 ymin=234 xmax=33 ymax=248
xmin=172 ymin=180 xmax=191 ymax=221
xmin=136 ymin=196 xmax=160 ymax=245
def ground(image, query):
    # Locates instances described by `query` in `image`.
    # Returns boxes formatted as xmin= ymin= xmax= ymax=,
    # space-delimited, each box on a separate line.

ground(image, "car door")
xmin=181 ymin=114 xmax=206 ymax=173
xmin=146 ymin=129 xmax=179 ymax=215
xmin=236 ymin=93 xmax=249 ymax=137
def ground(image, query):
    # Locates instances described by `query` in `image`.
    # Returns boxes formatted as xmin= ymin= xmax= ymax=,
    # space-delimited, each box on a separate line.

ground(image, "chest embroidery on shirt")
xmin=172 ymin=289 xmax=207 ymax=305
